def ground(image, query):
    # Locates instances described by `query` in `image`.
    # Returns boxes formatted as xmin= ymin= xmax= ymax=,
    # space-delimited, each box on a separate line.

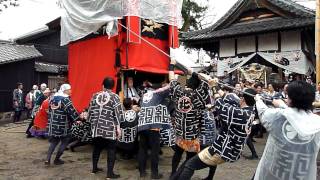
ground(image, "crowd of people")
xmin=11 ymin=59 xmax=320 ymax=179
xmin=12 ymin=83 xmax=56 ymax=123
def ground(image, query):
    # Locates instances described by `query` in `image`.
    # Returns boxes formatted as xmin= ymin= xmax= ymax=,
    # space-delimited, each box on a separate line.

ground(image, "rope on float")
xmin=118 ymin=22 xmax=274 ymax=103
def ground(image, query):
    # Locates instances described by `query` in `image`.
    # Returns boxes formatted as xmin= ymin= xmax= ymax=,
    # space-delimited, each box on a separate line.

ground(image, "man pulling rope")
xmin=169 ymin=59 xmax=257 ymax=180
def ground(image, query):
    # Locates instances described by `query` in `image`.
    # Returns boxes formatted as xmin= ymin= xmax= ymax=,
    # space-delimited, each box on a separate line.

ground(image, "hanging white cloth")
xmin=257 ymin=51 xmax=314 ymax=75
xmin=60 ymin=0 xmax=183 ymax=45
xmin=217 ymin=51 xmax=314 ymax=76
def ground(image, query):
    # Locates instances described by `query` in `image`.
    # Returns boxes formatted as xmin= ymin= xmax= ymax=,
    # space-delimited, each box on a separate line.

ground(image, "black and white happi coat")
xmin=199 ymin=110 xmax=216 ymax=147
xmin=138 ymin=86 xmax=171 ymax=132
xmin=160 ymin=125 xmax=176 ymax=146
xmin=209 ymin=97 xmax=255 ymax=162
xmin=71 ymin=121 xmax=92 ymax=142
xmin=88 ymin=90 xmax=124 ymax=140
xmin=169 ymin=80 xmax=209 ymax=141
xmin=118 ymin=109 xmax=138 ymax=150
xmin=48 ymin=95 xmax=79 ymax=137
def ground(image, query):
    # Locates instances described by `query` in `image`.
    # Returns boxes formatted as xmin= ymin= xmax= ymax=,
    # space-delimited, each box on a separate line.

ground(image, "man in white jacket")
xmin=254 ymin=80 xmax=320 ymax=180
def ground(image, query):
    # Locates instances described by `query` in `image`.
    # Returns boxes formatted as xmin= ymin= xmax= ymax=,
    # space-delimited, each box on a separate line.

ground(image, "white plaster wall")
xmin=237 ymin=36 xmax=255 ymax=53
xmin=281 ymin=30 xmax=301 ymax=51
xmin=219 ymin=38 xmax=235 ymax=57
xmin=258 ymin=32 xmax=278 ymax=51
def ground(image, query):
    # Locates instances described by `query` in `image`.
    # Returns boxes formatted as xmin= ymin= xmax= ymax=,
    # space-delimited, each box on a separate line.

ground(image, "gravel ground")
xmin=0 ymin=121 xmax=317 ymax=180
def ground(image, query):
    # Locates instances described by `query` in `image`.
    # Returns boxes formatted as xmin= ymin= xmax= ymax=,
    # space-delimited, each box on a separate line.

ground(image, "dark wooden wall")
xmin=0 ymin=59 xmax=67 ymax=112
xmin=0 ymin=59 xmax=36 ymax=112
xmin=16 ymin=30 xmax=68 ymax=65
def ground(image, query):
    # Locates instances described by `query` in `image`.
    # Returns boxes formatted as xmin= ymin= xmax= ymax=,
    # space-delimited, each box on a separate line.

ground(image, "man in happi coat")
xmin=69 ymin=109 xmax=92 ymax=152
xmin=199 ymin=96 xmax=217 ymax=180
xmin=137 ymin=82 xmax=171 ymax=179
xmin=168 ymin=59 xmax=211 ymax=178
xmin=117 ymin=98 xmax=139 ymax=159
xmin=12 ymin=82 xmax=24 ymax=122
xmin=88 ymin=77 xmax=124 ymax=179
xmin=45 ymin=84 xmax=79 ymax=165
xmin=176 ymin=86 xmax=257 ymax=180
xmin=253 ymin=81 xmax=320 ymax=180
xmin=159 ymin=84 xmax=176 ymax=147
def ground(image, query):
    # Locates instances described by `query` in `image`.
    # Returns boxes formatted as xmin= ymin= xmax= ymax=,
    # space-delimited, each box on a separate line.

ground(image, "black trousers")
xmin=255 ymin=124 xmax=265 ymax=137
xmin=246 ymin=137 xmax=257 ymax=156
xmin=138 ymin=130 xmax=160 ymax=175
xmin=26 ymin=119 xmax=34 ymax=135
xmin=178 ymin=155 xmax=211 ymax=180
xmin=46 ymin=136 xmax=70 ymax=162
xmin=171 ymin=146 xmax=217 ymax=180
xmin=26 ymin=109 xmax=32 ymax=119
xmin=13 ymin=110 xmax=22 ymax=122
xmin=171 ymin=145 xmax=197 ymax=175
xmin=247 ymin=125 xmax=258 ymax=156
xmin=69 ymin=139 xmax=88 ymax=150
xmin=92 ymin=137 xmax=117 ymax=176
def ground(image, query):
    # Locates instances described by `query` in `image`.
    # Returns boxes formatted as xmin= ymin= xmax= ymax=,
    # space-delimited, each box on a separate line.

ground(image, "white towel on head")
xmin=40 ymin=83 xmax=47 ymax=89
xmin=54 ymin=84 xmax=71 ymax=97
xmin=60 ymin=84 xmax=71 ymax=92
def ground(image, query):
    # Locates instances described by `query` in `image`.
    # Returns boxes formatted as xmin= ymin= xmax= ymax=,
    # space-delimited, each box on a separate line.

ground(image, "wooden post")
xmin=316 ymin=0 xmax=320 ymax=84
xmin=119 ymin=71 xmax=125 ymax=103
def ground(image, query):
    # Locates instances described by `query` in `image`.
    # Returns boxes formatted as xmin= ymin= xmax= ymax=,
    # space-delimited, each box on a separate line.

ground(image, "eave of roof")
xmin=0 ymin=43 xmax=43 ymax=65
xmin=35 ymin=61 xmax=68 ymax=73
xmin=184 ymin=17 xmax=314 ymax=42
xmin=13 ymin=26 xmax=49 ymax=43
xmin=181 ymin=0 xmax=315 ymax=42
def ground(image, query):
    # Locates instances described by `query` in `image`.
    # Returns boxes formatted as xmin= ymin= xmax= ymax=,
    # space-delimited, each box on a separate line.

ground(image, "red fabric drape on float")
xmin=68 ymin=36 xmax=118 ymax=111
xmin=68 ymin=25 xmax=178 ymax=111
xmin=121 ymin=32 xmax=170 ymax=74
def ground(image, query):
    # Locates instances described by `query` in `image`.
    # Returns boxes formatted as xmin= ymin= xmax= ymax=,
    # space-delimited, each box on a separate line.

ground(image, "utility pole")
xmin=316 ymin=0 xmax=320 ymax=83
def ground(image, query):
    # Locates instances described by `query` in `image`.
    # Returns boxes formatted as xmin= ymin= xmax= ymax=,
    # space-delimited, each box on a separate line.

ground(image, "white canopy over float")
xmin=60 ymin=0 xmax=183 ymax=45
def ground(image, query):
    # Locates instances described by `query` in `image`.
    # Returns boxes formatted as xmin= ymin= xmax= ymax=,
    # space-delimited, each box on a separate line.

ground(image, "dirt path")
xmin=0 ymin=121 xmax=265 ymax=180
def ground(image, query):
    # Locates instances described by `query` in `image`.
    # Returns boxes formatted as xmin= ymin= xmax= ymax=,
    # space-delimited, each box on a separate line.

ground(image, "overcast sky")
xmin=0 ymin=0 xmax=60 ymax=40
xmin=0 ymin=0 xmax=316 ymax=41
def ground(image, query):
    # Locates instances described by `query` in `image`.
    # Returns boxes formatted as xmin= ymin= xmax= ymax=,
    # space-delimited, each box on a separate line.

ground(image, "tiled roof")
xmin=35 ymin=62 xmax=68 ymax=73
xmin=268 ymin=0 xmax=314 ymax=17
xmin=181 ymin=0 xmax=315 ymax=42
xmin=0 ymin=42 xmax=42 ymax=65
xmin=184 ymin=17 xmax=314 ymax=42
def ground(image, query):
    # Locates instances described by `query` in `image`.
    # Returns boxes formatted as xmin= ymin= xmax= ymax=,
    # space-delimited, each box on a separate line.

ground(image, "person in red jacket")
xmin=29 ymin=88 xmax=51 ymax=137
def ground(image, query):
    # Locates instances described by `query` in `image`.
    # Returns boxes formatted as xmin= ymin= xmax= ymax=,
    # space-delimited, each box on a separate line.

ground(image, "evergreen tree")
xmin=0 ymin=0 xmax=19 ymax=13
xmin=181 ymin=0 xmax=209 ymax=32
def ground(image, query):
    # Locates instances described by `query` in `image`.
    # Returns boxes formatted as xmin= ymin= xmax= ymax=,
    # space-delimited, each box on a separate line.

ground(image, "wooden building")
xmin=0 ymin=42 xmax=42 ymax=112
xmin=15 ymin=18 xmax=68 ymax=89
xmin=181 ymin=0 xmax=315 ymax=84
xmin=0 ymin=18 xmax=67 ymax=113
